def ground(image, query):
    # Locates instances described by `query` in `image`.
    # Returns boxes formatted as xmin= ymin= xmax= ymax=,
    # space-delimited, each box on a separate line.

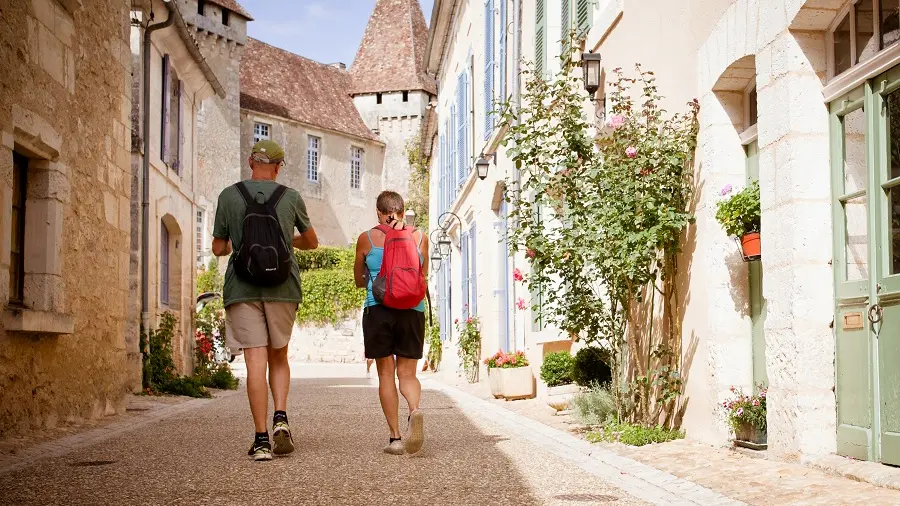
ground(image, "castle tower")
xmin=350 ymin=0 xmax=437 ymax=201
xmin=179 ymin=0 xmax=252 ymax=269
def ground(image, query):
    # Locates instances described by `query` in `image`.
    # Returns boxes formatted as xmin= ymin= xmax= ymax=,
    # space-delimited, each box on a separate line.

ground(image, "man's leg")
xmin=243 ymin=346 xmax=270 ymax=433
xmin=264 ymin=302 xmax=297 ymax=456
xmin=268 ymin=345 xmax=290 ymax=413
xmin=226 ymin=302 xmax=273 ymax=460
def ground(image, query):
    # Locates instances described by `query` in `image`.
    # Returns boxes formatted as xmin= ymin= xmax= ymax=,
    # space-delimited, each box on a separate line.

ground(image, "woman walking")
xmin=354 ymin=191 xmax=429 ymax=455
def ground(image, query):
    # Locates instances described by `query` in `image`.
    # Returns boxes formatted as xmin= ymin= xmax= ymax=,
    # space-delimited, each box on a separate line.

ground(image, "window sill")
xmin=3 ymin=308 xmax=74 ymax=335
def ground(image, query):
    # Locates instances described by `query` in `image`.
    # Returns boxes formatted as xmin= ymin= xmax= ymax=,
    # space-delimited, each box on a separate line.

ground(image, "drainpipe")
xmin=140 ymin=8 xmax=175 ymax=340
xmin=510 ymin=0 xmax=522 ymax=349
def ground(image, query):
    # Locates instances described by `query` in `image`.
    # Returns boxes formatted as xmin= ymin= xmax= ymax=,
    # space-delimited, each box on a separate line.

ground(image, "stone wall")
xmin=239 ymin=110 xmax=387 ymax=246
xmin=287 ymin=316 xmax=365 ymax=364
xmin=0 ymin=0 xmax=135 ymax=433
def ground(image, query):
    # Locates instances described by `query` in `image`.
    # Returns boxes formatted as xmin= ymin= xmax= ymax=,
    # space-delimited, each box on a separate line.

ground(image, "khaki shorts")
xmin=225 ymin=301 xmax=298 ymax=350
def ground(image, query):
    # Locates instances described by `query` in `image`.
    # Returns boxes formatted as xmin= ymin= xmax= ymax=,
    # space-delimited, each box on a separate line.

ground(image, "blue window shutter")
xmin=484 ymin=0 xmax=495 ymax=139
xmin=535 ymin=0 xmax=547 ymax=78
xmin=161 ymin=54 xmax=170 ymax=162
xmin=438 ymin=133 xmax=445 ymax=214
xmin=176 ymin=80 xmax=183 ymax=175
xmin=456 ymin=73 xmax=467 ymax=188
xmin=448 ymin=110 xmax=456 ymax=204
xmin=461 ymin=232 xmax=470 ymax=320
xmin=499 ymin=0 xmax=507 ymax=100
xmin=576 ymin=0 xmax=592 ymax=37
xmin=561 ymin=0 xmax=571 ymax=53
xmin=470 ymin=222 xmax=477 ymax=316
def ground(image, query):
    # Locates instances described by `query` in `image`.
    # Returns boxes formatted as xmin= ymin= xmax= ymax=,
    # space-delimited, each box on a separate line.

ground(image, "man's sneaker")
xmin=405 ymin=409 xmax=425 ymax=455
xmin=383 ymin=437 xmax=404 ymax=455
xmin=272 ymin=420 xmax=295 ymax=456
xmin=248 ymin=439 xmax=272 ymax=461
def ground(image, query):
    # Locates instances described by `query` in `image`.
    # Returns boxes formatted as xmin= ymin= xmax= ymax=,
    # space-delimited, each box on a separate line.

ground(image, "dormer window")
xmin=198 ymin=0 xmax=206 ymax=16
xmin=222 ymin=8 xmax=231 ymax=26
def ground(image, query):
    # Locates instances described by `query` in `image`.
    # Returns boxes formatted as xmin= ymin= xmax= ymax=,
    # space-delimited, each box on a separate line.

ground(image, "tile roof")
xmin=350 ymin=0 xmax=437 ymax=95
xmin=206 ymin=0 xmax=253 ymax=20
xmin=240 ymin=38 xmax=379 ymax=142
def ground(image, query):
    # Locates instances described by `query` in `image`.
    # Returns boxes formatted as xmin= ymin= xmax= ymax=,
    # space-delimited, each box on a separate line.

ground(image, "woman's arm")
xmin=354 ymin=233 xmax=369 ymax=289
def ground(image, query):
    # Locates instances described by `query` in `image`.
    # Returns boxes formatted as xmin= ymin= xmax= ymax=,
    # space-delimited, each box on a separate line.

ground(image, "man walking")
xmin=212 ymin=140 xmax=318 ymax=461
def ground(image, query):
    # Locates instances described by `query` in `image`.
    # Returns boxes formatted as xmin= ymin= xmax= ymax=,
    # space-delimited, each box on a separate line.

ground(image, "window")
xmin=222 ymin=8 xmax=230 ymax=26
xmin=253 ymin=122 xmax=270 ymax=143
xmin=161 ymin=54 xmax=182 ymax=173
xmin=747 ymin=85 xmax=758 ymax=128
xmin=402 ymin=91 xmax=409 ymax=102
xmin=376 ymin=93 xmax=383 ymax=104
xmin=198 ymin=0 xmax=205 ymax=15
xmin=484 ymin=0 xmax=496 ymax=139
xmin=196 ymin=209 xmax=205 ymax=268
xmin=831 ymin=0 xmax=900 ymax=79
xmin=499 ymin=0 xmax=508 ymax=99
xmin=307 ymin=135 xmax=320 ymax=182
xmin=160 ymin=222 xmax=170 ymax=305
xmin=350 ymin=146 xmax=363 ymax=189
xmin=9 ymin=153 xmax=27 ymax=305
xmin=456 ymin=71 xmax=469 ymax=187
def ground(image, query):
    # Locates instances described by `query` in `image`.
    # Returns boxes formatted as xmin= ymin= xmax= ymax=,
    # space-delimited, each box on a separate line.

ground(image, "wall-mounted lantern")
xmin=581 ymin=51 xmax=603 ymax=96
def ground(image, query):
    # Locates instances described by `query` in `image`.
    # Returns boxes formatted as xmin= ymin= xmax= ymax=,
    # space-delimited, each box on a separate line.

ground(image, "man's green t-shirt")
xmin=213 ymin=180 xmax=311 ymax=307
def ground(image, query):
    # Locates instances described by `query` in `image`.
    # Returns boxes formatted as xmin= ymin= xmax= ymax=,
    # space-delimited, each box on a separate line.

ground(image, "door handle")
xmin=869 ymin=304 xmax=884 ymax=325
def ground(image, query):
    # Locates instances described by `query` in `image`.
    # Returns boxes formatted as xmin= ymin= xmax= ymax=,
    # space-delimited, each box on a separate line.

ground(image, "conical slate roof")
xmin=350 ymin=0 xmax=437 ymax=95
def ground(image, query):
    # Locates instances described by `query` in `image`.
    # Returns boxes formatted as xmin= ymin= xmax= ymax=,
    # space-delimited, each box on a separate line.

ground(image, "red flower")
xmin=526 ymin=249 xmax=536 ymax=259
xmin=513 ymin=268 xmax=524 ymax=282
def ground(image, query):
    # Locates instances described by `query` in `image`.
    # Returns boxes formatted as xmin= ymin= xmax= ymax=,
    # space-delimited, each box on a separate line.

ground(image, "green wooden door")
xmin=832 ymin=65 xmax=900 ymax=465
xmin=746 ymin=141 xmax=767 ymax=388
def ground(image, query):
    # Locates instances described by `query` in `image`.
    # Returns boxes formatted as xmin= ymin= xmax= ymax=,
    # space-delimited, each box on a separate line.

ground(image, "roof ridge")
xmin=247 ymin=37 xmax=349 ymax=74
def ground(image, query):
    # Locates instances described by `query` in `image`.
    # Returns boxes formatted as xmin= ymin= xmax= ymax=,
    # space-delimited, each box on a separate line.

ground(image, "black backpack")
xmin=232 ymin=182 xmax=292 ymax=287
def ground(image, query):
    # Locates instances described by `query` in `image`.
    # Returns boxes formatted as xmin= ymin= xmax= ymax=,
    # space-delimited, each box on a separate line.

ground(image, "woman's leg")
xmin=375 ymin=355 xmax=401 ymax=438
xmin=396 ymin=357 xmax=421 ymax=413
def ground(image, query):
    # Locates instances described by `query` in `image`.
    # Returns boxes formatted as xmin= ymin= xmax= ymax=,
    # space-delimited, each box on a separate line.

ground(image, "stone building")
xmin=0 ymin=0 xmax=134 ymax=433
xmin=179 ymin=0 xmax=251 ymax=270
xmin=127 ymin=0 xmax=224 ymax=376
xmin=427 ymin=0 xmax=900 ymax=468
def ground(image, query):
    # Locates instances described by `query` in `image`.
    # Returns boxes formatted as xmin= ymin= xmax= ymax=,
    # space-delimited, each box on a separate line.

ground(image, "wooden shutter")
xmin=456 ymin=73 xmax=467 ymax=187
xmin=461 ymin=232 xmax=470 ymax=320
xmin=175 ymin=80 xmax=183 ymax=175
xmin=161 ymin=54 xmax=170 ymax=162
xmin=561 ymin=0 xmax=571 ymax=52
xmin=535 ymin=0 xmax=547 ymax=77
xmin=484 ymin=0 xmax=495 ymax=139
xmin=470 ymin=222 xmax=478 ymax=316
xmin=499 ymin=0 xmax=507 ymax=99
xmin=576 ymin=0 xmax=592 ymax=37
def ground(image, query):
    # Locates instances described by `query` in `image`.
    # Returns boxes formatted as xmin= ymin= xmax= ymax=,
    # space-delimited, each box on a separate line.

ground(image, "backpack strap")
xmin=266 ymin=184 xmax=288 ymax=213
xmin=235 ymin=181 xmax=254 ymax=205
xmin=426 ymin=288 xmax=433 ymax=328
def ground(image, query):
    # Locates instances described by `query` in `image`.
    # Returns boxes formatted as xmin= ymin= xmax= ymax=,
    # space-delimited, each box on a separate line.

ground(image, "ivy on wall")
xmin=295 ymin=247 xmax=366 ymax=326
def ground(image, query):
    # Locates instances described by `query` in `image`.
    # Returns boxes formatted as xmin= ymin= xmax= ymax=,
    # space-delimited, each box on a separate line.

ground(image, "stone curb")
xmin=425 ymin=379 xmax=746 ymax=506
xmin=0 ymin=390 xmax=240 ymax=477
xmin=808 ymin=454 xmax=900 ymax=492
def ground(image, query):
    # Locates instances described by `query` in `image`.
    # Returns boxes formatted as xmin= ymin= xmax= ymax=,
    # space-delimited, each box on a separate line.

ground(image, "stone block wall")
xmin=287 ymin=316 xmax=365 ymax=364
xmin=0 ymin=0 xmax=135 ymax=434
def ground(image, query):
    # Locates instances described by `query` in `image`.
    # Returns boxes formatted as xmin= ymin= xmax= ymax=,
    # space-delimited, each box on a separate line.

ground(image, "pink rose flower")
xmin=513 ymin=268 xmax=524 ymax=282
xmin=720 ymin=184 xmax=733 ymax=196
xmin=605 ymin=114 xmax=626 ymax=129
xmin=516 ymin=298 xmax=527 ymax=310
xmin=753 ymin=399 xmax=760 ymax=407
xmin=625 ymin=146 xmax=638 ymax=158
xmin=526 ymin=249 xmax=536 ymax=259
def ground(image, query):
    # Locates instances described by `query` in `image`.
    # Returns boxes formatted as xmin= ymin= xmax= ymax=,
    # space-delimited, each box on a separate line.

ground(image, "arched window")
xmin=160 ymin=221 xmax=170 ymax=306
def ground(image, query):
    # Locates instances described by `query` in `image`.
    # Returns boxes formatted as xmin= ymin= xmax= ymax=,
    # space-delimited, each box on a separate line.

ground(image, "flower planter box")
xmin=499 ymin=366 xmax=535 ymax=400
xmin=734 ymin=424 xmax=767 ymax=450
xmin=487 ymin=368 xmax=504 ymax=399
xmin=545 ymin=383 xmax=580 ymax=412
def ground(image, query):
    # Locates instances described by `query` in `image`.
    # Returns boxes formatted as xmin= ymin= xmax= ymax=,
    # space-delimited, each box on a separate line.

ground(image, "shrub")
xmin=197 ymin=258 xmax=223 ymax=294
xmin=295 ymin=247 xmax=355 ymax=271
xmin=426 ymin=320 xmax=442 ymax=371
xmin=296 ymin=268 xmax=366 ymax=325
xmin=572 ymin=383 xmax=617 ymax=426
xmin=586 ymin=422 xmax=685 ymax=446
xmin=540 ymin=351 xmax=575 ymax=387
xmin=723 ymin=385 xmax=767 ymax=432
xmin=160 ymin=376 xmax=211 ymax=398
xmin=572 ymin=347 xmax=612 ymax=387
xmin=205 ymin=364 xmax=240 ymax=390
xmin=142 ymin=312 xmax=212 ymax=399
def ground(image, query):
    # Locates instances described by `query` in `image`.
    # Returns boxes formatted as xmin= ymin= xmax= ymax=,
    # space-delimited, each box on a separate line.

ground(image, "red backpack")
xmin=371 ymin=224 xmax=427 ymax=310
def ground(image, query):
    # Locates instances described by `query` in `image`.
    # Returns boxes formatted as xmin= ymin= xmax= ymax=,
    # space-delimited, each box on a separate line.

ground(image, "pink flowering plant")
xmin=496 ymin=47 xmax=699 ymax=424
xmin=714 ymin=181 xmax=761 ymax=237
xmin=456 ymin=314 xmax=482 ymax=383
xmin=723 ymin=385 xmax=767 ymax=433
xmin=484 ymin=349 xmax=504 ymax=368
xmin=497 ymin=350 xmax=529 ymax=369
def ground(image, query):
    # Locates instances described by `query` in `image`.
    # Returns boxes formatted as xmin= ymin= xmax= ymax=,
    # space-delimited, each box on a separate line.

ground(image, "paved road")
xmin=0 ymin=365 xmax=647 ymax=506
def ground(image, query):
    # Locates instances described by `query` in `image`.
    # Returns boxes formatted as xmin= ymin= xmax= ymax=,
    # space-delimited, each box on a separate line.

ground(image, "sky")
xmin=239 ymin=0 xmax=433 ymax=67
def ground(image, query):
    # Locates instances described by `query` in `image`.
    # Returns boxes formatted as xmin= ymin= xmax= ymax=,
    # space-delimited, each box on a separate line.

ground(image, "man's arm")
xmin=353 ymin=233 xmax=369 ymax=288
xmin=292 ymin=228 xmax=318 ymax=251
xmin=212 ymin=237 xmax=232 ymax=257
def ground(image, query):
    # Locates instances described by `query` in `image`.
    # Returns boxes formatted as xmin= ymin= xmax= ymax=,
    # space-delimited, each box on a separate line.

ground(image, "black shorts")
xmin=362 ymin=304 xmax=426 ymax=360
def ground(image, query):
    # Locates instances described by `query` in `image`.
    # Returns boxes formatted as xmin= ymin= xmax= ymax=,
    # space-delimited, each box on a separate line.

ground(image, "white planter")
xmin=545 ymin=383 xmax=580 ymax=411
xmin=487 ymin=368 xmax=504 ymax=398
xmin=499 ymin=366 xmax=535 ymax=399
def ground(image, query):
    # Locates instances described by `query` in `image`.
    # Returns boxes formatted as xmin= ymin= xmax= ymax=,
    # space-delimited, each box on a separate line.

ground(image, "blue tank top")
xmin=364 ymin=229 xmax=426 ymax=312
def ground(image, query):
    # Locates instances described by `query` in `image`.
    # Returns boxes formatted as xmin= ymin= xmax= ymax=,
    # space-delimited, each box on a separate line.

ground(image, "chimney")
xmin=328 ymin=62 xmax=347 ymax=70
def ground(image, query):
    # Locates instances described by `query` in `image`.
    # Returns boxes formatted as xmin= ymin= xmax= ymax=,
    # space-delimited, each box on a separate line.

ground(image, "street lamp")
xmin=405 ymin=209 xmax=416 ymax=227
xmin=475 ymin=155 xmax=491 ymax=181
xmin=430 ymin=247 xmax=442 ymax=270
xmin=437 ymin=229 xmax=452 ymax=257
xmin=581 ymin=51 xmax=602 ymax=96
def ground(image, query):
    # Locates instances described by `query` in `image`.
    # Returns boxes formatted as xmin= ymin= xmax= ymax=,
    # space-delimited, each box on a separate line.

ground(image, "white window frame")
xmin=196 ymin=208 xmax=206 ymax=268
xmin=307 ymin=135 xmax=320 ymax=183
xmin=253 ymin=122 xmax=271 ymax=143
xmin=350 ymin=146 xmax=363 ymax=190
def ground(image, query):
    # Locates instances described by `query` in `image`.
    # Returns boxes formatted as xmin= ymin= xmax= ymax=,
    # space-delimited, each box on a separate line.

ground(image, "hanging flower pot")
xmin=740 ymin=232 xmax=761 ymax=260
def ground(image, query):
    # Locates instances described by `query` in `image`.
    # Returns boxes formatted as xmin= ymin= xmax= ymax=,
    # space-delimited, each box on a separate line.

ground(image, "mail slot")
xmin=843 ymin=312 xmax=864 ymax=330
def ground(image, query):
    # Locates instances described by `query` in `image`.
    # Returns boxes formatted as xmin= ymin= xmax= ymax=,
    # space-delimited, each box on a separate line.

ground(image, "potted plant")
xmin=540 ymin=351 xmax=579 ymax=411
xmin=484 ymin=350 xmax=505 ymax=398
xmin=715 ymin=181 xmax=761 ymax=260
xmin=455 ymin=316 xmax=481 ymax=384
xmin=497 ymin=350 xmax=534 ymax=400
xmin=723 ymin=386 xmax=767 ymax=449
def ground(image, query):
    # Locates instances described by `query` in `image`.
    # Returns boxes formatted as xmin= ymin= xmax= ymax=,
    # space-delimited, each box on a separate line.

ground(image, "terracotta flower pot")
xmin=488 ymin=368 xmax=504 ymax=398
xmin=741 ymin=232 xmax=761 ymax=260
xmin=499 ymin=366 xmax=534 ymax=400
xmin=735 ymin=423 xmax=767 ymax=445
